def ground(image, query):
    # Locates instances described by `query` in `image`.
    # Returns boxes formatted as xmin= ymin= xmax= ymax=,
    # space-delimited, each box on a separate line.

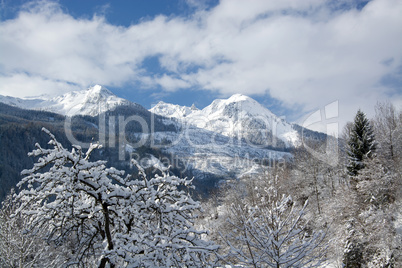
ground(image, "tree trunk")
xmin=313 ymin=168 xmax=321 ymax=215
xmin=99 ymin=202 xmax=115 ymax=268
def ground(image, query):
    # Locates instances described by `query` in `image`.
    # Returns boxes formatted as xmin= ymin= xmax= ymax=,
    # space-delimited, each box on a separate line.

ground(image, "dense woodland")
xmin=0 ymin=101 xmax=401 ymax=267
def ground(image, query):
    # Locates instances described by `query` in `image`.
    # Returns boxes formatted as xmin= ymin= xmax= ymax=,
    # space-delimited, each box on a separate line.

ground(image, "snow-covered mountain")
xmin=0 ymin=86 xmax=309 ymax=179
xmin=1 ymin=87 xmax=299 ymax=148
xmin=151 ymin=101 xmax=199 ymax=118
xmin=151 ymin=94 xmax=300 ymax=147
xmin=147 ymin=94 xmax=301 ymax=178
xmin=0 ymin=85 xmax=131 ymax=116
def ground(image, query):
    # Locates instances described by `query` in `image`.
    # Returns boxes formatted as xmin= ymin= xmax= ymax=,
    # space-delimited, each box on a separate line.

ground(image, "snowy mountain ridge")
xmin=0 ymin=85 xmax=325 ymax=180
xmin=1 ymin=86 xmax=300 ymax=147
xmin=0 ymin=85 xmax=131 ymax=116
xmin=151 ymin=94 xmax=300 ymax=147
xmin=144 ymin=94 xmax=298 ymax=178
xmin=151 ymin=101 xmax=199 ymax=118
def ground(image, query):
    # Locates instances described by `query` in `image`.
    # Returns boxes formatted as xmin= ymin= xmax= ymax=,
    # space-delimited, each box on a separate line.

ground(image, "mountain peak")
xmin=205 ymin=94 xmax=275 ymax=118
xmin=150 ymin=101 xmax=195 ymax=118
xmin=227 ymin=94 xmax=251 ymax=103
xmin=0 ymin=85 xmax=132 ymax=116
xmin=58 ymin=85 xmax=130 ymax=116
xmin=190 ymin=103 xmax=198 ymax=111
xmin=86 ymin=85 xmax=114 ymax=97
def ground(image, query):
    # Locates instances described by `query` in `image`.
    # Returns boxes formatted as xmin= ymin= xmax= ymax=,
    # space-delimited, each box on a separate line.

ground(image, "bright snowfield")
xmin=0 ymin=85 xmax=130 ymax=116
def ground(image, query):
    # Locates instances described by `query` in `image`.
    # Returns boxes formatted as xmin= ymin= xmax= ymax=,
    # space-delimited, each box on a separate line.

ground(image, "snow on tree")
xmin=346 ymin=109 xmax=376 ymax=177
xmin=373 ymin=101 xmax=402 ymax=165
xmin=354 ymin=157 xmax=398 ymax=267
xmin=14 ymin=128 xmax=217 ymax=267
xmin=0 ymin=189 xmax=68 ymax=267
xmin=0 ymin=189 xmax=48 ymax=267
xmin=107 ymin=161 xmax=219 ymax=267
xmin=291 ymin=147 xmax=336 ymax=215
xmin=341 ymin=156 xmax=400 ymax=267
xmin=341 ymin=109 xmax=402 ymax=267
xmin=342 ymin=218 xmax=364 ymax=268
xmin=219 ymin=183 xmax=327 ymax=268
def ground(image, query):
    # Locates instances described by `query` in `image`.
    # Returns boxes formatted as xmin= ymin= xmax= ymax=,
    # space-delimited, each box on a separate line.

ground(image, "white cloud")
xmin=155 ymin=74 xmax=191 ymax=91
xmin=0 ymin=0 xmax=401 ymax=127
xmin=0 ymin=73 xmax=80 ymax=97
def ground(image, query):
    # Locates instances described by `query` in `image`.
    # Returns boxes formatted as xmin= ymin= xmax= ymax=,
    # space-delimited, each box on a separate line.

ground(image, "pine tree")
xmin=344 ymin=110 xmax=376 ymax=267
xmin=346 ymin=110 xmax=376 ymax=177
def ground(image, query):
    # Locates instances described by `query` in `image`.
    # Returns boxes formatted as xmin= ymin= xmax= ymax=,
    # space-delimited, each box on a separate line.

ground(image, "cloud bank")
xmin=0 ymin=0 xmax=401 ymax=125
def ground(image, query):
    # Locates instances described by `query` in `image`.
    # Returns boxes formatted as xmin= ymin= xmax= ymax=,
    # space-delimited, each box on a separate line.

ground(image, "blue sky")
xmin=0 ymin=0 xmax=401 ymax=130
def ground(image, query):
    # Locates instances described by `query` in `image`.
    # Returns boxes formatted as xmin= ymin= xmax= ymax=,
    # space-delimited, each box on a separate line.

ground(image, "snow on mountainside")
xmin=136 ymin=126 xmax=291 ymax=179
xmin=148 ymin=94 xmax=299 ymax=178
xmin=150 ymin=94 xmax=300 ymax=147
xmin=0 ymin=85 xmax=131 ymax=116
xmin=0 ymin=95 xmax=45 ymax=110
xmin=151 ymin=101 xmax=199 ymax=118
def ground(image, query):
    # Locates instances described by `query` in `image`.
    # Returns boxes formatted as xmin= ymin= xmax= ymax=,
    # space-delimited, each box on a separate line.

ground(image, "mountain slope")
xmin=0 ymin=85 xmax=131 ymax=116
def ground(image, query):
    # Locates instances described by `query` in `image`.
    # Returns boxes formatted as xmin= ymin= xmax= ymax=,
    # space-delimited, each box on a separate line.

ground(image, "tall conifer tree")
xmin=346 ymin=109 xmax=376 ymax=177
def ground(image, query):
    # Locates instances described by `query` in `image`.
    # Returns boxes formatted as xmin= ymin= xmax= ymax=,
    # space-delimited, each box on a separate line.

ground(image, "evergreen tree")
xmin=344 ymin=110 xmax=376 ymax=268
xmin=346 ymin=110 xmax=376 ymax=177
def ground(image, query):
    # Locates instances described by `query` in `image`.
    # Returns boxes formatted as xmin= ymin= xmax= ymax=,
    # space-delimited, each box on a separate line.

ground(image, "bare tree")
xmin=218 ymin=175 xmax=327 ymax=267
xmin=0 ymin=189 xmax=67 ymax=267
xmin=14 ymin=128 xmax=217 ymax=267
xmin=374 ymin=101 xmax=402 ymax=166
xmin=0 ymin=190 xmax=44 ymax=267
